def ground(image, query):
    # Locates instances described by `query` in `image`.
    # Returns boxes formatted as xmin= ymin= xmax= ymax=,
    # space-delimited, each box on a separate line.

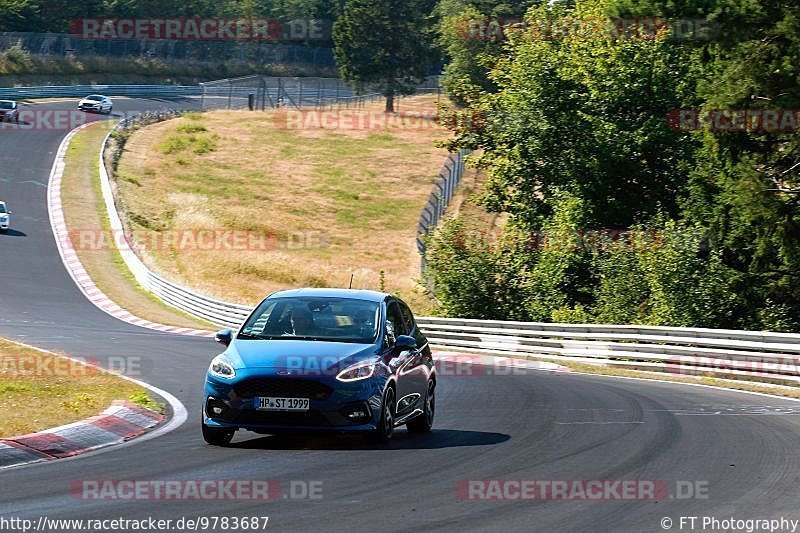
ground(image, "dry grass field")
xmin=115 ymin=94 xmax=450 ymax=310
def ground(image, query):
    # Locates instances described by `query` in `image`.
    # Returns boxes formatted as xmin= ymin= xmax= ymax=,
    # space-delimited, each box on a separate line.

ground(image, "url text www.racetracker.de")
xmin=0 ymin=516 xmax=270 ymax=532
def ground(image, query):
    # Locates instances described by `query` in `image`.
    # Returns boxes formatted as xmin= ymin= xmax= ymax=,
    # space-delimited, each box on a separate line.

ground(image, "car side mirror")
xmin=215 ymin=329 xmax=233 ymax=346
xmin=394 ymin=335 xmax=417 ymax=351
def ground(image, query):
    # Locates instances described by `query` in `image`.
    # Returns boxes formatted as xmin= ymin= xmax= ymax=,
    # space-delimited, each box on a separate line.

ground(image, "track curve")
xmin=1 ymin=99 xmax=799 ymax=532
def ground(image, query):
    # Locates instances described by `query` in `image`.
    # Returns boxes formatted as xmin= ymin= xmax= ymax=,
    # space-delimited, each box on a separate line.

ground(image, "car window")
xmin=399 ymin=302 xmax=416 ymax=333
xmin=240 ymin=297 xmax=379 ymax=343
xmin=0 ymin=204 xmax=6 ymax=214
xmin=385 ymin=302 xmax=408 ymax=344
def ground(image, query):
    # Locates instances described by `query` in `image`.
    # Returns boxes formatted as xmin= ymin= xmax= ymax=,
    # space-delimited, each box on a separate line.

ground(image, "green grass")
xmin=0 ymin=338 xmax=151 ymax=437
xmin=129 ymin=390 xmax=166 ymax=414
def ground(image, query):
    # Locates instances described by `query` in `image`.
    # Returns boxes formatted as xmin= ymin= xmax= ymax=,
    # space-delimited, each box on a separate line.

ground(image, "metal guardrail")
xmin=90 ymin=76 xmax=449 ymax=330
xmin=99 ymin=110 xmax=252 ymax=329
xmin=0 ymin=85 xmax=200 ymax=100
xmin=0 ymin=83 xmax=354 ymax=100
xmin=97 ymin=120 xmax=800 ymax=383
xmin=417 ymin=150 xmax=467 ymax=271
xmin=416 ymin=316 xmax=800 ymax=383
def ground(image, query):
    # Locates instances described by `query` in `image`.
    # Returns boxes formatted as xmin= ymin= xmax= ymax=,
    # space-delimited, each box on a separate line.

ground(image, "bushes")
xmin=426 ymin=214 xmax=758 ymax=329
xmin=0 ymin=41 xmax=32 ymax=73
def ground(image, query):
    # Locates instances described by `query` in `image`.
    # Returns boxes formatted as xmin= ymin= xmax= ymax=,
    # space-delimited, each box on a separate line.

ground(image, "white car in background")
xmin=78 ymin=95 xmax=113 ymax=114
xmin=0 ymin=201 xmax=10 ymax=232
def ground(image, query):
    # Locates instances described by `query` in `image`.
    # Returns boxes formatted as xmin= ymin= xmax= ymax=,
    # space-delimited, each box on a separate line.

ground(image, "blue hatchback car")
xmin=202 ymin=288 xmax=435 ymax=445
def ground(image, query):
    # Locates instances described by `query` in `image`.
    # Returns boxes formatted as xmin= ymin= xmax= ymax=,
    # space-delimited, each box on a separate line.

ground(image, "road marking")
xmin=45 ymin=122 xmax=213 ymax=338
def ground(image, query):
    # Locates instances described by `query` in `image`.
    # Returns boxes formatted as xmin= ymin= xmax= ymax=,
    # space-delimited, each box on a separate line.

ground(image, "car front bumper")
xmin=203 ymin=370 xmax=385 ymax=433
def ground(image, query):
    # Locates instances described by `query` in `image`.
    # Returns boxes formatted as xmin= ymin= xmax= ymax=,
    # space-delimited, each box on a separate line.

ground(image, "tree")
xmin=428 ymin=0 xmax=800 ymax=330
xmin=333 ymin=0 xmax=435 ymax=112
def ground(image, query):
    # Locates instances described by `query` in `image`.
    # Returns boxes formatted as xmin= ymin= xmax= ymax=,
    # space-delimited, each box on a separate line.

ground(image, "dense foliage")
xmin=426 ymin=0 xmax=800 ymax=331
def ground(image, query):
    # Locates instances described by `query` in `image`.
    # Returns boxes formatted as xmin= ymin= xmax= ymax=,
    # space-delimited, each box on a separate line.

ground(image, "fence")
xmin=200 ymin=74 xmax=442 ymax=110
xmin=417 ymin=150 xmax=468 ymax=271
xmin=0 ymin=31 xmax=336 ymax=68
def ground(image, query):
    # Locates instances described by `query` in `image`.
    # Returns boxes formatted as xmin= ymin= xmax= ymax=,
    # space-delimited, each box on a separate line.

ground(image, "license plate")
xmin=256 ymin=397 xmax=310 ymax=411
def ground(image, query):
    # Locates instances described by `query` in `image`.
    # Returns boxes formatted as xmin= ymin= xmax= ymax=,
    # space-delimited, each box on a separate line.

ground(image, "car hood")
xmin=224 ymin=339 xmax=378 ymax=371
xmin=80 ymin=99 xmax=101 ymax=105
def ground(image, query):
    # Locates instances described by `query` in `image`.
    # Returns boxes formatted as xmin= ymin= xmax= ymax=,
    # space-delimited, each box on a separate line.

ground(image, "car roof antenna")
xmin=348 ymin=273 xmax=354 ymax=289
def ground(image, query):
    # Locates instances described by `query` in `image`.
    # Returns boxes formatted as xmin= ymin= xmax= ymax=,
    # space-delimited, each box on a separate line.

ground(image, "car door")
xmin=390 ymin=299 xmax=427 ymax=417
xmin=382 ymin=300 xmax=416 ymax=417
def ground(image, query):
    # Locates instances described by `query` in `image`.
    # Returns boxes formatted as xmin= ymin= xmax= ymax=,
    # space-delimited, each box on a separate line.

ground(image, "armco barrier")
xmin=97 ymin=116 xmax=252 ymax=330
xmin=0 ymin=85 xmax=201 ymax=100
xmin=416 ymin=317 xmax=800 ymax=383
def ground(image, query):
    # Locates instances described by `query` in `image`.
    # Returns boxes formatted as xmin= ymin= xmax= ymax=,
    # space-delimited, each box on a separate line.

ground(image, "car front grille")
xmin=230 ymin=410 xmax=331 ymax=426
xmin=233 ymin=377 xmax=333 ymax=400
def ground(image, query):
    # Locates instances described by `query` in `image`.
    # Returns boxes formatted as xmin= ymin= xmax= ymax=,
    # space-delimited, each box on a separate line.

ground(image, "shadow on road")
xmin=0 ymin=229 xmax=26 ymax=237
xmin=229 ymin=429 xmax=510 ymax=451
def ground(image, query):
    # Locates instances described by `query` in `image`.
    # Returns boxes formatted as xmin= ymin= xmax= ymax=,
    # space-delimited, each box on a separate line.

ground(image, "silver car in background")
xmin=78 ymin=95 xmax=113 ymax=114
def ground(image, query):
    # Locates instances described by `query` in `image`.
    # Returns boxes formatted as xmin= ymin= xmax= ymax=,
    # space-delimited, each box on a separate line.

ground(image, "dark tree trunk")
xmin=385 ymin=91 xmax=395 ymax=113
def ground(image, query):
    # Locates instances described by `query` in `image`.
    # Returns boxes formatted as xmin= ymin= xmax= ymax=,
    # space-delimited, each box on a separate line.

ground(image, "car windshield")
xmin=0 ymin=204 xmax=6 ymax=213
xmin=239 ymin=296 xmax=380 ymax=343
xmin=85 ymin=95 xmax=103 ymax=101
xmin=0 ymin=101 xmax=13 ymax=109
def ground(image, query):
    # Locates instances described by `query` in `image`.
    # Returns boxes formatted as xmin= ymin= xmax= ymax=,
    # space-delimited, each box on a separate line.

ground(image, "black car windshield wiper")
xmin=287 ymin=336 xmax=366 ymax=343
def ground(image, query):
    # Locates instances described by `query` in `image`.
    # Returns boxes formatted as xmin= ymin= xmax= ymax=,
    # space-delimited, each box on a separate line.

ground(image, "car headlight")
xmin=336 ymin=361 xmax=375 ymax=382
xmin=209 ymin=354 xmax=236 ymax=379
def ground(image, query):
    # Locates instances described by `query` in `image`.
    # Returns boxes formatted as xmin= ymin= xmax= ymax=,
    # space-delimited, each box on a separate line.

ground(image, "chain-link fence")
xmin=0 ymin=31 xmax=335 ymax=68
xmin=417 ymin=150 xmax=469 ymax=272
xmin=200 ymin=75 xmax=442 ymax=110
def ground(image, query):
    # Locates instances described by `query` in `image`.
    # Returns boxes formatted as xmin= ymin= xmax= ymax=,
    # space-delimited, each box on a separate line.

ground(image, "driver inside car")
xmin=284 ymin=306 xmax=315 ymax=336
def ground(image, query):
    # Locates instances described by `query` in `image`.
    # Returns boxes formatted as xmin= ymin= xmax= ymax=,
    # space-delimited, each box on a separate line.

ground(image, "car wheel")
xmin=106 ymin=106 xmax=113 ymax=115
xmin=201 ymin=418 xmax=235 ymax=446
xmin=406 ymin=379 xmax=435 ymax=433
xmin=368 ymin=386 xmax=395 ymax=443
